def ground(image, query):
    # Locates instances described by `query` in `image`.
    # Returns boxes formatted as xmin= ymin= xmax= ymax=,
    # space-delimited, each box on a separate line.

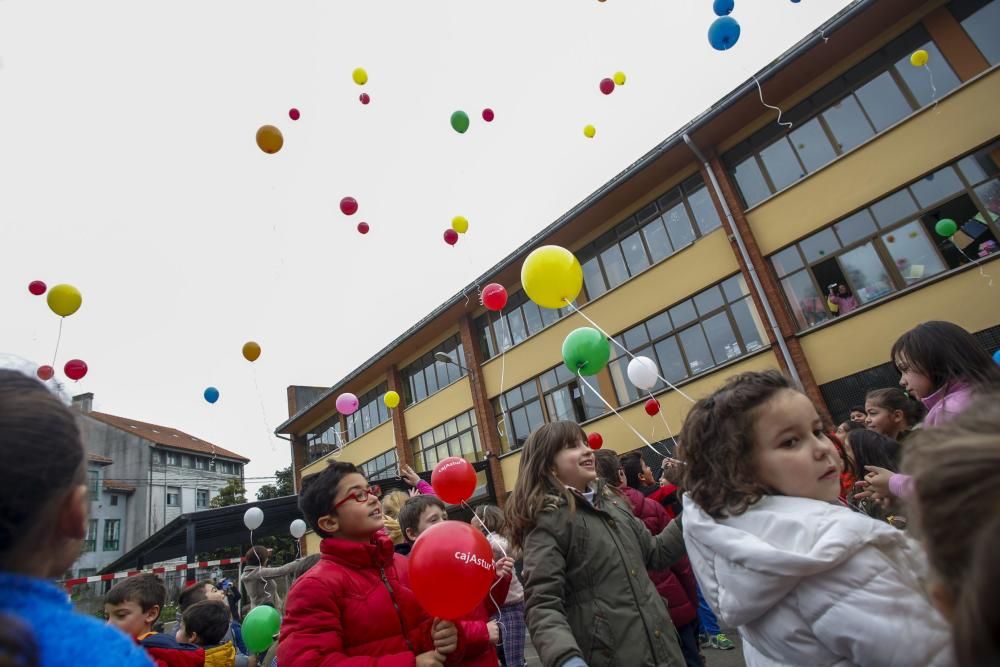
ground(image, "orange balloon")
xmin=242 ymin=341 xmax=261 ymax=362
xmin=256 ymin=125 xmax=283 ymax=154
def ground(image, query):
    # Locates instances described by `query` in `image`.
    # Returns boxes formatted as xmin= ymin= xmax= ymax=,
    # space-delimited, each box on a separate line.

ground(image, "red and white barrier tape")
xmin=61 ymin=557 xmax=244 ymax=590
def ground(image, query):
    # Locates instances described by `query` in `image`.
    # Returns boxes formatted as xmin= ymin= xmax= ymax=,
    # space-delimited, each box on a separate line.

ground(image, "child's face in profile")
xmin=202 ymin=583 xmax=226 ymax=604
xmin=865 ymin=402 xmax=903 ymax=438
xmin=105 ymin=599 xmax=158 ymax=639
xmin=895 ymin=353 xmax=934 ymax=399
xmin=752 ymin=389 xmax=841 ymax=503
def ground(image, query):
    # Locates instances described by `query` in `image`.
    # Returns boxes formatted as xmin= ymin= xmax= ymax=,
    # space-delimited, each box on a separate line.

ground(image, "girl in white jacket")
xmin=678 ymin=369 xmax=954 ymax=667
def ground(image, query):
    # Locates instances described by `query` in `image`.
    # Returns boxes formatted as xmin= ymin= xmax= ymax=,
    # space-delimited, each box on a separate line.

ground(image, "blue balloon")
xmin=708 ymin=16 xmax=741 ymax=51
xmin=993 ymin=349 xmax=1000 ymax=365
xmin=204 ymin=386 xmax=220 ymax=404
xmin=713 ymin=0 xmax=734 ymax=16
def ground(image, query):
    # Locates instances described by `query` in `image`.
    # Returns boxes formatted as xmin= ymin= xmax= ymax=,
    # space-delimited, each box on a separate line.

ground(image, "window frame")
xmin=359 ymin=449 xmax=399 ymax=482
xmin=410 ymin=410 xmax=482 ymax=473
xmin=103 ymin=518 xmax=121 ymax=551
xmin=402 ymin=335 xmax=468 ymax=405
xmin=345 ymin=383 xmax=391 ymax=440
xmin=166 ymin=487 xmax=181 ymax=507
xmin=196 ymin=489 xmax=210 ymax=508
xmin=83 ymin=519 xmax=98 ymax=552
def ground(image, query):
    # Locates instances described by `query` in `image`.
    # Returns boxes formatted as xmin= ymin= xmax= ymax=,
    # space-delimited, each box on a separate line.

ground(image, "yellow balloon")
xmin=47 ymin=284 xmax=82 ymax=317
xmin=242 ymin=341 xmax=261 ymax=362
xmin=521 ymin=246 xmax=584 ymax=309
xmin=384 ymin=390 xmax=400 ymax=409
xmin=613 ymin=71 xmax=626 ymax=86
xmin=256 ymin=125 xmax=283 ymax=154
xmin=583 ymin=124 xmax=596 ymax=138
xmin=352 ymin=67 xmax=368 ymax=85
xmin=451 ymin=216 xmax=469 ymax=234
xmin=910 ymin=49 xmax=929 ymax=67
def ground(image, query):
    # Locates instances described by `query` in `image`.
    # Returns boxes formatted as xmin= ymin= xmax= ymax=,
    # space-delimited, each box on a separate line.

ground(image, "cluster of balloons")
xmin=30 ymin=282 xmax=88 ymax=382
xmin=444 ymin=229 xmax=460 ymax=246
xmin=451 ymin=109 xmax=494 ymax=133
xmin=598 ymin=71 xmax=626 ymax=95
xmin=708 ymin=0 xmax=741 ymax=51
xmin=521 ymin=245 xmax=583 ymax=309
xmin=443 ymin=216 xmax=469 ymax=246
xmin=353 ymin=67 xmax=371 ymax=105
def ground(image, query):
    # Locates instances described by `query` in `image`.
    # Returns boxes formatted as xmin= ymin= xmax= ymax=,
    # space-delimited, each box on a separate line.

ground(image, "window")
xmin=539 ymin=364 xmax=606 ymax=425
xmin=492 ymin=380 xmax=546 ymax=453
xmin=410 ymin=411 xmax=482 ymax=473
xmin=953 ymin=0 xmax=1000 ymax=65
xmin=77 ymin=568 xmax=97 ymax=578
xmin=194 ymin=456 xmax=207 ymax=470
xmin=306 ymin=414 xmax=345 ymax=462
xmin=476 ymin=289 xmax=571 ymax=360
xmin=110 ymin=494 xmax=119 ymax=506
xmin=359 ymin=449 xmax=399 ymax=482
xmin=771 ymin=140 xmax=1000 ymax=329
xmin=345 ymin=383 xmax=391 ymax=439
xmin=196 ymin=489 xmax=210 ymax=508
xmin=402 ymin=335 xmax=467 ymax=404
xmin=724 ymin=25 xmax=961 ymax=208
xmin=103 ymin=519 xmax=121 ymax=551
xmin=87 ymin=469 xmax=100 ymax=500
xmin=219 ymin=461 xmax=234 ymax=475
xmin=166 ymin=451 xmax=180 ymax=466
xmin=607 ymin=276 xmax=767 ymax=405
xmin=166 ymin=487 xmax=181 ymax=507
xmin=152 ymin=451 xmax=164 ymax=464
xmin=83 ymin=520 xmax=97 ymax=552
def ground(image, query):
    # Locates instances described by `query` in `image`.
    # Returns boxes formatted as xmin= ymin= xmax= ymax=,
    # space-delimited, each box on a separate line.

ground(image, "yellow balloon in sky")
xmin=613 ymin=71 xmax=626 ymax=86
xmin=521 ymin=246 xmax=584 ymax=309
xmin=352 ymin=67 xmax=368 ymax=85
xmin=47 ymin=284 xmax=82 ymax=317
xmin=910 ymin=49 xmax=929 ymax=67
xmin=384 ymin=390 xmax=400 ymax=409
xmin=451 ymin=216 xmax=470 ymax=234
xmin=242 ymin=341 xmax=261 ymax=362
xmin=583 ymin=124 xmax=596 ymax=138
xmin=256 ymin=125 xmax=284 ymax=154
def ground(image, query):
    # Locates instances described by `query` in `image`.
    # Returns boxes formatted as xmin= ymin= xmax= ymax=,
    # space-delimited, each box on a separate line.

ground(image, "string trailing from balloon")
xmin=251 ymin=367 xmax=276 ymax=452
xmin=956 ymin=245 xmax=994 ymax=287
xmin=924 ymin=64 xmax=939 ymax=112
xmin=648 ymin=390 xmax=679 ymax=452
xmin=492 ymin=310 xmax=512 ymax=444
xmin=465 ymin=501 xmax=510 ymax=640
xmin=51 ymin=318 xmax=64 ymax=368
xmin=575 ymin=371 xmax=667 ymax=458
xmin=752 ymin=75 xmax=793 ymax=129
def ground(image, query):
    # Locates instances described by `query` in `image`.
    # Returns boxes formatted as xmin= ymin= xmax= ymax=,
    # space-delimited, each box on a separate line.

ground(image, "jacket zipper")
xmin=380 ymin=566 xmax=416 ymax=653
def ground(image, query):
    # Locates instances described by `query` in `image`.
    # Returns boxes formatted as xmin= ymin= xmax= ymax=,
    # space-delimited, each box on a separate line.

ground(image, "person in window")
xmin=826 ymin=283 xmax=858 ymax=316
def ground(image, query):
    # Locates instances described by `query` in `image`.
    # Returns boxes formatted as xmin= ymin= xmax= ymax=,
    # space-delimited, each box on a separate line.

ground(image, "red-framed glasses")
xmin=333 ymin=485 xmax=381 ymax=510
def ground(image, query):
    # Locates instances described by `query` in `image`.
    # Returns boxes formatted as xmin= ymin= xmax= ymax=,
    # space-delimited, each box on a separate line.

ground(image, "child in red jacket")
xmin=279 ymin=462 xmax=458 ymax=667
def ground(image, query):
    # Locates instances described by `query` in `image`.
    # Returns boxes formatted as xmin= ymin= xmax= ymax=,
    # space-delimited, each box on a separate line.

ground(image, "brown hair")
xmin=679 ymin=369 xmax=793 ymax=519
xmin=180 ymin=600 xmax=230 ymax=646
xmin=397 ymin=494 xmax=446 ymax=543
xmin=504 ymin=421 xmax=587 ymax=551
xmin=105 ymin=573 xmax=166 ymax=617
xmin=865 ymin=387 xmax=926 ymax=428
xmin=298 ymin=461 xmax=361 ymax=538
xmin=177 ymin=581 xmax=212 ymax=613
xmin=244 ymin=545 xmax=269 ymax=567
xmin=593 ymin=449 xmax=623 ymax=489
xmin=903 ymin=394 xmax=1000 ymax=666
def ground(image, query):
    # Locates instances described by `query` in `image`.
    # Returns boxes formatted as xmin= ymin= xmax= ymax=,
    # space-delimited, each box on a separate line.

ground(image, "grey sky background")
xmin=1 ymin=0 xmax=853 ymax=493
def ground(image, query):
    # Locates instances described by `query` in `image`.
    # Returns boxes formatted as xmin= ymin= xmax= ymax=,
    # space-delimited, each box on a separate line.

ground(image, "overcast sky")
xmin=0 ymin=0 xmax=853 ymax=494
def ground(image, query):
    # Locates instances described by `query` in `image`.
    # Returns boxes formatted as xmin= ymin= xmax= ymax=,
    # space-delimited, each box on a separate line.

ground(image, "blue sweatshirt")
xmin=0 ymin=572 xmax=153 ymax=667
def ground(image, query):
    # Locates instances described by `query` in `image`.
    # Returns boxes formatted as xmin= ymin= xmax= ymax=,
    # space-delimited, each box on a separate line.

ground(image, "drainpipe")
xmin=683 ymin=133 xmax=803 ymax=389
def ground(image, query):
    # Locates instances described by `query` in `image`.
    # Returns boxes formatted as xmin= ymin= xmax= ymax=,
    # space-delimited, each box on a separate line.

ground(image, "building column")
xmin=289 ymin=435 xmax=308 ymax=494
xmin=701 ymin=156 xmax=831 ymax=423
xmin=458 ymin=315 xmax=508 ymax=504
xmin=922 ymin=6 xmax=988 ymax=82
xmin=385 ymin=365 xmax=414 ymax=468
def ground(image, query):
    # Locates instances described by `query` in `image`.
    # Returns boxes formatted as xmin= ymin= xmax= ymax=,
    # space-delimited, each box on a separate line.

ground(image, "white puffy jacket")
xmin=682 ymin=494 xmax=954 ymax=666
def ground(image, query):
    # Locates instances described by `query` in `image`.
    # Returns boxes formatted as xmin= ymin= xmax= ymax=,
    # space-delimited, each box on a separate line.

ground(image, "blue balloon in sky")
xmin=713 ymin=0 xmax=734 ymax=16
xmin=708 ymin=16 xmax=741 ymax=51
xmin=204 ymin=386 xmax=220 ymax=404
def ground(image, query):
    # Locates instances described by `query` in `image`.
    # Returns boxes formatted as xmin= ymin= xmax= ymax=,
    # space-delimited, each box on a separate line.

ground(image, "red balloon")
xmin=289 ymin=108 xmax=300 ymax=120
xmin=443 ymin=229 xmax=459 ymax=246
xmin=36 ymin=365 xmax=54 ymax=381
xmin=644 ymin=398 xmax=660 ymax=416
xmin=409 ymin=521 xmax=496 ymax=619
xmin=432 ymin=456 xmax=477 ymax=504
xmin=359 ymin=93 xmax=371 ymax=105
xmin=28 ymin=280 xmax=47 ymax=296
xmin=64 ymin=359 xmax=88 ymax=381
xmin=482 ymin=108 xmax=495 ymax=122
xmin=340 ymin=197 xmax=358 ymax=216
xmin=481 ymin=283 xmax=508 ymax=311
xmin=587 ymin=432 xmax=603 ymax=450
xmin=599 ymin=78 xmax=615 ymax=95
xmin=357 ymin=222 xmax=370 ymax=234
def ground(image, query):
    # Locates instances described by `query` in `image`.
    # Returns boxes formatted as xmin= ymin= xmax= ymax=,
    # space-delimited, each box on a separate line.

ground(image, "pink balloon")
xmin=336 ymin=392 xmax=359 ymax=415
xmin=444 ymin=229 xmax=459 ymax=246
xmin=482 ymin=108 xmax=495 ymax=122
xmin=340 ymin=197 xmax=359 ymax=216
xmin=357 ymin=222 xmax=370 ymax=234
xmin=289 ymin=108 xmax=300 ymax=120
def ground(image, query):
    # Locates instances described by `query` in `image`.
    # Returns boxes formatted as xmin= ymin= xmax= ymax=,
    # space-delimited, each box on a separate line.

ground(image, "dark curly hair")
xmin=679 ymin=369 xmax=794 ymax=519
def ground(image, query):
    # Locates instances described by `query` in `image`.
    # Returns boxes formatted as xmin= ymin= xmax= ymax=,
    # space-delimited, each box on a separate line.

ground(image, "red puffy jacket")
xmin=278 ymin=532 xmax=439 ymax=666
xmin=620 ymin=487 xmax=699 ymax=628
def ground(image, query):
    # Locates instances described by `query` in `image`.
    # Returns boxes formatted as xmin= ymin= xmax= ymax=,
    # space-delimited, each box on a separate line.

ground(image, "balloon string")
xmin=561 ymin=300 xmax=695 ymax=404
xmin=575 ymin=371 xmax=667 ymax=458
xmin=252 ymin=367 xmax=276 ymax=452
xmin=956 ymin=244 xmax=994 ymax=287
xmin=753 ymin=75 xmax=793 ymax=129
xmin=494 ymin=311 xmax=512 ymax=447
xmin=51 ymin=318 xmax=64 ymax=367
xmin=925 ymin=64 xmax=938 ymax=112
xmin=649 ymin=391 xmax=679 ymax=452
xmin=465 ymin=500 xmax=509 ymax=633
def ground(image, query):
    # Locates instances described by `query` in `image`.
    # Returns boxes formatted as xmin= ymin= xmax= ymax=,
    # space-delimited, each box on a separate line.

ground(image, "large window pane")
xmin=620 ymin=230 xmax=651 ymax=276
xmin=653 ymin=336 xmax=688 ymax=385
xmin=759 ymin=138 xmax=805 ymax=191
xmin=894 ymin=42 xmax=960 ymax=107
xmin=507 ymin=309 xmax=527 ymax=345
xmin=424 ymin=364 xmax=439 ymax=396
xmin=973 ymin=179 xmax=1000 ymax=222
xmin=721 ymin=274 xmax=750 ymax=302
xmin=663 ymin=202 xmax=696 ymax=250
xmin=731 ymin=297 xmax=766 ymax=351
xmin=581 ymin=256 xmax=607 ymax=300
xmin=645 ymin=312 xmax=671 ymax=339
xmin=641 ymin=217 xmax=673 ymax=263
xmin=622 ymin=323 xmax=649 ymax=350
xmin=687 ymin=185 xmax=722 ymax=235
xmin=910 ymin=167 xmax=964 ymax=207
xmin=600 ymin=245 xmax=630 ymax=289
xmin=522 ymin=301 xmax=544 ymax=338
xmin=961 ymin=1 xmax=1000 ymax=65
xmin=702 ymin=312 xmax=742 ymax=364
xmin=609 ymin=357 xmax=636 ymax=404
xmin=669 ymin=300 xmax=697 ymax=328
xmin=771 ymin=245 xmax=804 ymax=277
xmin=693 ymin=286 xmax=725 ymax=316
xmin=855 ymin=71 xmax=912 ymax=132
xmin=800 ymin=227 xmax=840 ymax=263
xmin=678 ymin=325 xmax=714 ymax=375
xmin=733 ymin=157 xmax=771 ymax=208
xmin=790 ymin=118 xmax=837 ymax=172
xmin=882 ymin=221 xmax=947 ymax=285
xmin=838 ymin=243 xmax=895 ymax=304
xmin=822 ymin=94 xmax=875 ymax=153
xmin=781 ymin=270 xmax=832 ymax=329
xmin=833 ymin=209 xmax=878 ymax=246
xmin=870 ymin=189 xmax=919 ymax=227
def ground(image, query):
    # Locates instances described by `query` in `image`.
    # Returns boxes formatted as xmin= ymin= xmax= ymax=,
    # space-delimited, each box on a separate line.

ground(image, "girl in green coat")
xmin=505 ymin=421 xmax=687 ymax=667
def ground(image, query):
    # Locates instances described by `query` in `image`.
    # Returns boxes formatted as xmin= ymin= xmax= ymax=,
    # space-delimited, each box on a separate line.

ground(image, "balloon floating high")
xmin=935 ymin=218 xmax=957 ymax=237
xmin=521 ymin=245 xmax=584 ymax=308
xmin=431 ymin=456 xmax=477 ymax=504
xmin=587 ymin=432 xmax=604 ymax=450
xmin=583 ymin=124 xmax=596 ymax=139
xmin=242 ymin=341 xmax=261 ymax=362
xmin=482 ymin=108 xmax=495 ymax=122
xmin=627 ymin=356 xmax=659 ymax=391
xmin=910 ymin=50 xmax=929 ymax=67
xmin=244 ymin=507 xmax=264 ymax=531
xmin=357 ymin=222 xmax=370 ymax=235
xmin=243 ymin=604 xmax=280 ymax=653
xmin=204 ymin=387 xmax=220 ymax=404
xmin=47 ymin=284 xmax=82 ymax=317
xmin=255 ymin=125 xmax=283 ymax=154
xmin=444 ymin=229 xmax=459 ymax=246
xmin=64 ymin=359 xmax=88 ymax=381
xmin=708 ymin=16 xmax=741 ymax=51
xmin=613 ymin=71 xmax=626 ymax=86
xmin=644 ymin=398 xmax=661 ymax=416
xmin=451 ymin=216 xmax=469 ymax=234
xmin=336 ymin=392 xmax=360 ymax=415
xmin=383 ymin=390 xmax=400 ymax=409
xmin=340 ymin=196 xmax=359 ymax=216
xmin=359 ymin=93 xmax=371 ymax=105
xmin=28 ymin=280 xmax=46 ymax=296
xmin=562 ymin=327 xmax=611 ymax=377
xmin=352 ymin=67 xmax=368 ymax=85
xmin=288 ymin=108 xmax=300 ymax=121
xmin=480 ymin=283 xmax=508 ymax=312
xmin=289 ymin=519 xmax=307 ymax=539
xmin=36 ymin=365 xmax=54 ymax=381
xmin=450 ymin=110 xmax=470 ymax=134
xmin=409 ymin=521 xmax=495 ymax=619
xmin=599 ymin=78 xmax=615 ymax=95
xmin=713 ymin=0 xmax=735 ymax=16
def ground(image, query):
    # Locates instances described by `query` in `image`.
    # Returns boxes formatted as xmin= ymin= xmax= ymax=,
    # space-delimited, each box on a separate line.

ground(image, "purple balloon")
xmin=336 ymin=392 xmax=359 ymax=415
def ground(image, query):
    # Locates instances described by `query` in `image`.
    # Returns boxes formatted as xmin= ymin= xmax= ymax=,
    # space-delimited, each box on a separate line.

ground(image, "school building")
xmin=277 ymin=0 xmax=1000 ymax=553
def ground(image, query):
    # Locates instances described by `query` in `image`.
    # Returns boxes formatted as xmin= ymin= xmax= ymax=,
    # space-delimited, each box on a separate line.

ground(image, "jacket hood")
xmin=682 ymin=494 xmax=915 ymax=627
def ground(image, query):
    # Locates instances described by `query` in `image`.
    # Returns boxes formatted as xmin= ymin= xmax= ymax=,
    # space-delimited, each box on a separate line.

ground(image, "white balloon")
xmin=289 ymin=519 xmax=307 ymax=539
xmin=243 ymin=507 xmax=264 ymax=531
xmin=627 ymin=356 xmax=659 ymax=391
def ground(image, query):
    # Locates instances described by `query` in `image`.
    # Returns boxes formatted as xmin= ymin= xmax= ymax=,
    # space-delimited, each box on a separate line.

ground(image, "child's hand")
xmin=864 ymin=466 xmax=894 ymax=496
xmin=495 ymin=556 xmax=514 ymax=579
xmin=401 ymin=464 xmax=421 ymax=488
xmin=431 ymin=619 xmax=458 ymax=655
xmin=415 ymin=651 xmax=446 ymax=667
xmin=487 ymin=619 xmax=500 ymax=644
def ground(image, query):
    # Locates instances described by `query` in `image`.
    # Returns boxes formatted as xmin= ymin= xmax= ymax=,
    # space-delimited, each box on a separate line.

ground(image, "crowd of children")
xmin=1 ymin=319 xmax=998 ymax=667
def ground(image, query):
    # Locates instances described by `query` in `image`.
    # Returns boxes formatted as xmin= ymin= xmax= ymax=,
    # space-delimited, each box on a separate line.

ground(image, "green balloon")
xmin=562 ymin=327 xmax=611 ymax=377
xmin=934 ymin=218 xmax=957 ymax=237
xmin=242 ymin=604 xmax=281 ymax=653
xmin=450 ymin=110 xmax=470 ymax=134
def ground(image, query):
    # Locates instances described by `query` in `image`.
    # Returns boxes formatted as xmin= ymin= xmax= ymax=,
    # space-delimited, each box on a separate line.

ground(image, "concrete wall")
xmin=74 ymin=465 xmax=130 ymax=575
